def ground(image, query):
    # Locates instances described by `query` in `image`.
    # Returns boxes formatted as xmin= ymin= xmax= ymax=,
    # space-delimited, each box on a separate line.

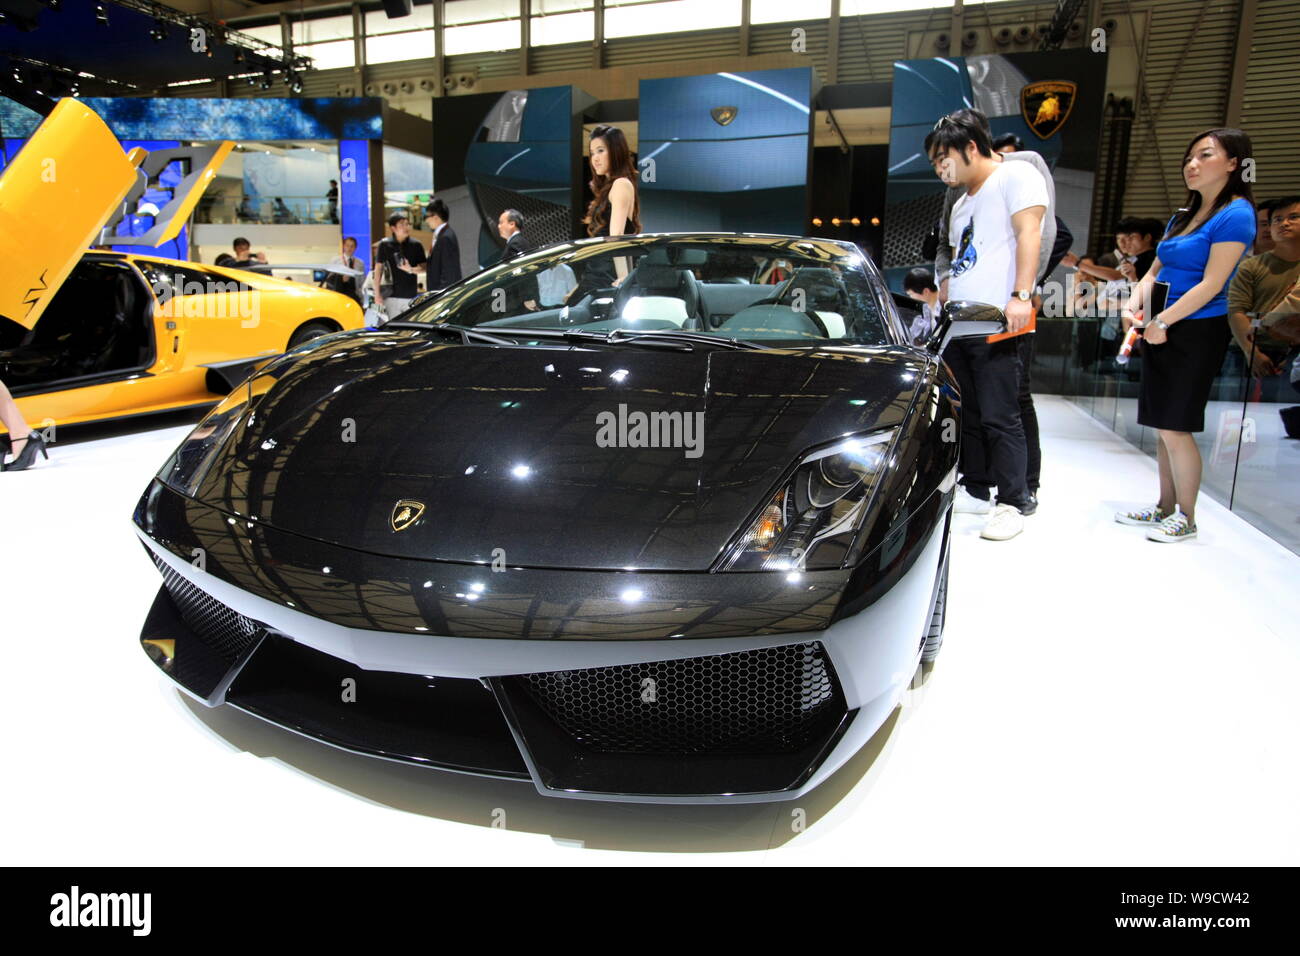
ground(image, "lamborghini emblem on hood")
xmin=710 ymin=106 xmax=739 ymax=127
xmin=391 ymin=499 xmax=426 ymax=532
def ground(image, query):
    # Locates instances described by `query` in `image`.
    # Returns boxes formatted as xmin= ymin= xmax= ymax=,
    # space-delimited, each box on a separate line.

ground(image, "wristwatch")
xmin=1013 ymin=289 xmax=1033 ymax=301
xmin=1153 ymin=318 xmax=1169 ymax=330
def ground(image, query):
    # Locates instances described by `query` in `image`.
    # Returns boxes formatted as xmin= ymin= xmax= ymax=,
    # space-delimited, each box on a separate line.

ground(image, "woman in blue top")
xmin=1116 ymin=127 xmax=1256 ymax=543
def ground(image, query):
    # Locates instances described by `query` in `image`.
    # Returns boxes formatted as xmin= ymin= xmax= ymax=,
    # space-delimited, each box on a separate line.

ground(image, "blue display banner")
xmin=0 ymin=97 xmax=383 ymax=141
xmin=338 ymin=139 xmax=371 ymax=276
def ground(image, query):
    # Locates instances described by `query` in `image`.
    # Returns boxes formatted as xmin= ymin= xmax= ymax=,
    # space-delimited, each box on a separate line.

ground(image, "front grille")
xmin=515 ymin=642 xmax=840 ymax=755
xmin=152 ymin=554 xmax=262 ymax=663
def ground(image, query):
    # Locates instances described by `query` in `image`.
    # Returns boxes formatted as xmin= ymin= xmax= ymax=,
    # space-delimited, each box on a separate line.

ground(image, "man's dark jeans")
xmin=1017 ymin=331 xmax=1041 ymax=493
xmin=943 ymin=335 xmax=1030 ymax=508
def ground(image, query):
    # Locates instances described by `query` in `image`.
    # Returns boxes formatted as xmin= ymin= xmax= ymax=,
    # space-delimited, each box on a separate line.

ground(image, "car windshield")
xmin=396 ymin=236 xmax=897 ymax=347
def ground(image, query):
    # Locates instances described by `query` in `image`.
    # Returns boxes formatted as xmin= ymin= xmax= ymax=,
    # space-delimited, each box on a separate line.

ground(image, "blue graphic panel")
xmin=114 ymin=141 xmax=185 ymax=260
xmin=339 ymin=139 xmax=371 ymax=274
xmin=638 ymin=68 xmax=811 ymax=235
xmin=0 ymin=97 xmax=383 ymax=140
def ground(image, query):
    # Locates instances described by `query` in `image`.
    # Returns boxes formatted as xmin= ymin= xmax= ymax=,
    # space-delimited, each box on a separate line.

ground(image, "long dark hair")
xmin=1164 ymin=127 xmax=1255 ymax=238
xmin=584 ymin=124 xmax=640 ymax=237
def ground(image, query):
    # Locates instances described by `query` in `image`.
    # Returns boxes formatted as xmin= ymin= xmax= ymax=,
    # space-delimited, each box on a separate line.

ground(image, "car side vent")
xmin=151 ymin=554 xmax=263 ymax=663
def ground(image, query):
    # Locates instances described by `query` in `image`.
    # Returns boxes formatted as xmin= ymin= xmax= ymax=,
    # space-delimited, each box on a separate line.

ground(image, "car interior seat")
xmin=612 ymin=248 xmax=705 ymax=329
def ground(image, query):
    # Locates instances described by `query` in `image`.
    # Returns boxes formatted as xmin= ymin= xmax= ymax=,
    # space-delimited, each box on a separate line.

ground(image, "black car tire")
xmin=288 ymin=321 xmax=337 ymax=349
xmin=921 ymin=560 xmax=948 ymax=663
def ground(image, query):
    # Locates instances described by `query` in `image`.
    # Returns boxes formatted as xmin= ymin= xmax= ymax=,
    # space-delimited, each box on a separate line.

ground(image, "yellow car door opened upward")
xmin=0 ymin=98 xmax=364 ymax=434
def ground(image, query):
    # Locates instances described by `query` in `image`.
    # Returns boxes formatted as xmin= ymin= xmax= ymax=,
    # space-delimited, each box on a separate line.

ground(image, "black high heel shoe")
xmin=2 ymin=432 xmax=47 ymax=472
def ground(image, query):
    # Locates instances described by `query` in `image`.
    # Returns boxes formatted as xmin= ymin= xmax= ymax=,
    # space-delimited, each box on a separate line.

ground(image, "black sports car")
xmin=133 ymin=233 xmax=1003 ymax=803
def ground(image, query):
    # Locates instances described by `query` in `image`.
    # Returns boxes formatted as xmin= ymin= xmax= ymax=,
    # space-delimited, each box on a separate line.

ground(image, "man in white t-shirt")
xmin=925 ymin=112 xmax=1047 ymax=541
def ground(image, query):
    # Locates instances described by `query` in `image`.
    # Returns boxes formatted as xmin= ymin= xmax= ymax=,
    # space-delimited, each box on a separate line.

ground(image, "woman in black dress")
xmin=578 ymin=124 xmax=641 ymax=294
xmin=1115 ymin=128 xmax=1256 ymax=542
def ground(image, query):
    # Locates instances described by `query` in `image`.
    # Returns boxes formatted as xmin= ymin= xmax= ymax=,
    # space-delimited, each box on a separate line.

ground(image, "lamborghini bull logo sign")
xmin=1020 ymin=81 xmax=1076 ymax=139
xmin=710 ymin=106 xmax=739 ymax=127
xmin=391 ymin=499 xmax=426 ymax=533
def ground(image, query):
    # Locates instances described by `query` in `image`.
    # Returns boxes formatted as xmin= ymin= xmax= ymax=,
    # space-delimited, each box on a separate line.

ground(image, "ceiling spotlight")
xmin=150 ymin=22 xmax=166 ymax=42
xmin=233 ymin=50 xmax=244 ymax=64
xmin=94 ymin=3 xmax=108 ymax=25
xmin=290 ymin=78 xmax=303 ymax=94
xmin=261 ymin=71 xmax=272 ymax=90
xmin=246 ymin=74 xmax=256 ymax=86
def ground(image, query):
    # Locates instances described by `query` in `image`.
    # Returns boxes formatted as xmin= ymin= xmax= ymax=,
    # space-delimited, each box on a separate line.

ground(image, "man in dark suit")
xmin=499 ymin=208 xmax=530 ymax=261
xmin=498 ymin=208 xmax=538 ymax=311
xmin=424 ymin=197 xmax=463 ymax=293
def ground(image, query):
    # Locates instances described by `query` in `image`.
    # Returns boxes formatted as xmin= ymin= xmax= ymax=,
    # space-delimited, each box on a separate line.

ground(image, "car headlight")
xmin=156 ymin=382 xmax=251 ymax=497
xmin=720 ymin=429 xmax=898 ymax=571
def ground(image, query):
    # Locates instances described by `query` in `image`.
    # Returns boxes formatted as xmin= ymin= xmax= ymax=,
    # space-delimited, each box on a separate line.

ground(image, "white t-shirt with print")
xmin=947 ymin=160 xmax=1049 ymax=309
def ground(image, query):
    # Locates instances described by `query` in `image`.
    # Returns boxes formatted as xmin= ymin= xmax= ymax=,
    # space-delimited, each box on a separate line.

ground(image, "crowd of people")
xmin=912 ymin=107 xmax=1296 ymax=545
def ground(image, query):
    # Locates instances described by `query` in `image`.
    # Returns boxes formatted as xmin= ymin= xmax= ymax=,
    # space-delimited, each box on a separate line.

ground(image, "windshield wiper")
xmin=384 ymin=323 xmax=763 ymax=352
xmin=605 ymin=329 xmax=765 ymax=351
xmin=383 ymin=322 xmax=523 ymax=346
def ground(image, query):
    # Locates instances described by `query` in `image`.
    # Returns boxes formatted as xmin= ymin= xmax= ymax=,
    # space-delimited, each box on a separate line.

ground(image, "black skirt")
xmin=1137 ymin=314 xmax=1231 ymax=432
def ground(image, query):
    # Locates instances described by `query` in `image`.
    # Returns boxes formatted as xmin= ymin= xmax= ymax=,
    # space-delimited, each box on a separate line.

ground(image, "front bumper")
xmin=135 ymin=484 xmax=949 ymax=804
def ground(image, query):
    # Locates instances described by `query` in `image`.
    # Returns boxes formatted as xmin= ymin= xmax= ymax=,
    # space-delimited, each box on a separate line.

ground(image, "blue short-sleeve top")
xmin=1156 ymin=197 xmax=1256 ymax=319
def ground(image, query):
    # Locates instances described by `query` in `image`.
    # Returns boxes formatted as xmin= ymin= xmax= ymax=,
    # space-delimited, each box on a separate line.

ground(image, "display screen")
xmin=638 ymin=68 xmax=812 ymax=236
xmin=0 ymin=97 xmax=383 ymax=140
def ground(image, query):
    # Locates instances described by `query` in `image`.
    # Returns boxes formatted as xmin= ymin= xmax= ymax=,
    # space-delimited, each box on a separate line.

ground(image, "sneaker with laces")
xmin=954 ymin=486 xmax=992 ymax=515
xmin=1146 ymin=510 xmax=1197 ymax=542
xmin=980 ymin=503 xmax=1024 ymax=540
xmin=1115 ymin=503 xmax=1171 ymax=526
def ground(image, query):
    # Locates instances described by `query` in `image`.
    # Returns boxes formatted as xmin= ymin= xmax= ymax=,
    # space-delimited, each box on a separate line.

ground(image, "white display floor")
xmin=2 ymin=395 xmax=1297 ymax=865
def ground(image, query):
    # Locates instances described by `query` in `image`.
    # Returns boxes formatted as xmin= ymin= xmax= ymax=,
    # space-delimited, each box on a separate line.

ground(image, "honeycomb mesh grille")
xmin=882 ymin=191 xmax=946 ymax=269
xmin=471 ymin=181 xmax=571 ymax=249
xmin=152 ymin=554 xmax=262 ymax=663
xmin=515 ymin=643 xmax=840 ymax=754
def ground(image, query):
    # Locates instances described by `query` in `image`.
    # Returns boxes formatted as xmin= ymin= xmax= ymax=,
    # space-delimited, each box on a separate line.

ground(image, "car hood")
xmin=191 ymin=331 xmax=924 ymax=571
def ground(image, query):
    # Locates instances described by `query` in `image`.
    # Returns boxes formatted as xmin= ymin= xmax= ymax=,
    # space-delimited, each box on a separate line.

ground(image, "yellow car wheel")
xmin=288 ymin=320 xmax=340 ymax=349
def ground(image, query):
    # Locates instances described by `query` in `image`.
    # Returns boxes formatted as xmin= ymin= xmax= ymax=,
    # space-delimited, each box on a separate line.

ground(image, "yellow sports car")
xmin=0 ymin=98 xmax=365 ymax=433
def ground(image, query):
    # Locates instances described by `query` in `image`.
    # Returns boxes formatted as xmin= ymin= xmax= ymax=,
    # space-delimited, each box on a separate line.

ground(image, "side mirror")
xmin=928 ymin=300 xmax=1008 ymax=353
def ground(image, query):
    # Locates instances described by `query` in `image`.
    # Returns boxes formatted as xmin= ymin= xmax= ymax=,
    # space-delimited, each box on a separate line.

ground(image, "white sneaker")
xmin=980 ymin=503 xmax=1024 ymax=540
xmin=1146 ymin=510 xmax=1197 ymax=543
xmin=954 ymin=486 xmax=992 ymax=515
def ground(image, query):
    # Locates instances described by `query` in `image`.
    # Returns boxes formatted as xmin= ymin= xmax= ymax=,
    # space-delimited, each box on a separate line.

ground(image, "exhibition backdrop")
xmin=882 ymin=49 xmax=1107 ymax=292
xmin=638 ymin=67 xmax=813 ymax=236
xmin=0 ymin=97 xmax=384 ymax=265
